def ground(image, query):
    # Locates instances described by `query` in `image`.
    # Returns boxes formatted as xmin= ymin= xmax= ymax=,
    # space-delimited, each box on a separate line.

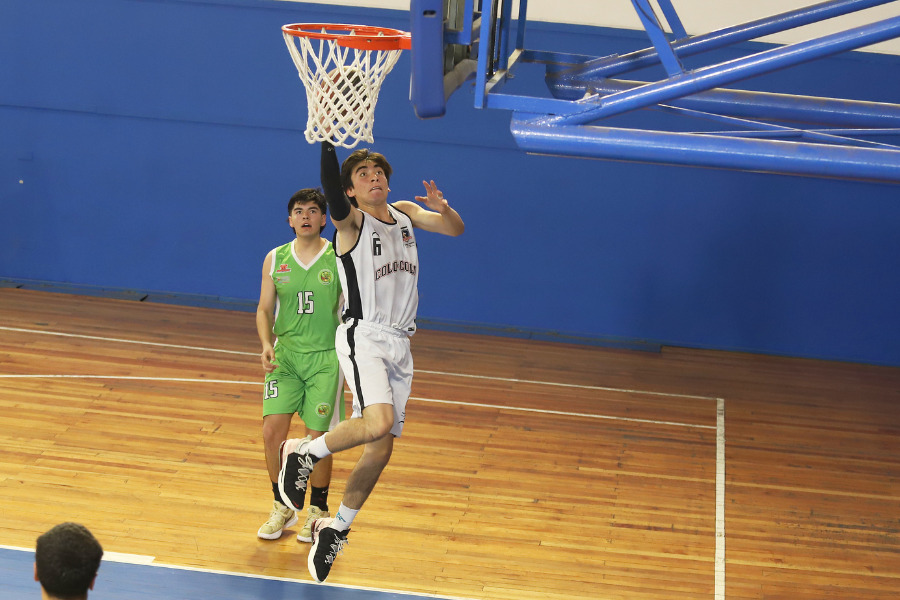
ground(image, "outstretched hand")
xmin=415 ymin=180 xmax=449 ymax=214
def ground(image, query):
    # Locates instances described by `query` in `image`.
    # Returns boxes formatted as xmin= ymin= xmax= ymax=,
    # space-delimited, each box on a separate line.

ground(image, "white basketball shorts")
xmin=335 ymin=318 xmax=413 ymax=437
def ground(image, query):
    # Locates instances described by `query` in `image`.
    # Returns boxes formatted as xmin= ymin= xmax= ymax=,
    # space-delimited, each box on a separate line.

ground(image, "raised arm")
xmin=321 ymin=142 xmax=359 ymax=230
xmin=321 ymin=142 xmax=362 ymax=253
xmin=393 ymin=180 xmax=465 ymax=236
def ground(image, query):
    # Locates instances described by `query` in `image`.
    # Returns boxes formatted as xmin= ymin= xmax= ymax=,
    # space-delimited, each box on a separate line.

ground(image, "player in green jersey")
xmin=255 ymin=188 xmax=344 ymax=542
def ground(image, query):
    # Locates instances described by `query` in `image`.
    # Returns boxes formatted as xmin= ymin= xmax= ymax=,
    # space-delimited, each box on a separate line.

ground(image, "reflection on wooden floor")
xmin=0 ymin=287 xmax=898 ymax=600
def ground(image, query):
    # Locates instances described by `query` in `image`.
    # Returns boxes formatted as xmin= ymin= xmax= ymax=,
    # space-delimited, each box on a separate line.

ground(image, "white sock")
xmin=332 ymin=503 xmax=358 ymax=532
xmin=309 ymin=435 xmax=332 ymax=459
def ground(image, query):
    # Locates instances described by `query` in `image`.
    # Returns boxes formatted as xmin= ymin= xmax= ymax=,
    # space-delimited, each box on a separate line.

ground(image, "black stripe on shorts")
xmin=346 ymin=319 xmax=366 ymax=410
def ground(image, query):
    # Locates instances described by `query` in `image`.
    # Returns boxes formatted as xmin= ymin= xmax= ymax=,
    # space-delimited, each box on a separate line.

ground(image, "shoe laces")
xmin=292 ymin=454 xmax=316 ymax=491
xmin=325 ymin=533 xmax=348 ymax=565
xmin=265 ymin=508 xmax=287 ymax=527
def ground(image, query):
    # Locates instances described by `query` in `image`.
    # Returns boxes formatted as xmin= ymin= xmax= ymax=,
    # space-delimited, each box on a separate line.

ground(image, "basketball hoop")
xmin=282 ymin=23 xmax=411 ymax=149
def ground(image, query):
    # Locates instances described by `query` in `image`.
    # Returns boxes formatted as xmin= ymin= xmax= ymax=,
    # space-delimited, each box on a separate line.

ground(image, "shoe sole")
xmin=276 ymin=440 xmax=295 ymax=509
xmin=257 ymin=512 xmax=299 ymax=540
xmin=307 ymin=519 xmax=344 ymax=583
xmin=307 ymin=519 xmax=325 ymax=582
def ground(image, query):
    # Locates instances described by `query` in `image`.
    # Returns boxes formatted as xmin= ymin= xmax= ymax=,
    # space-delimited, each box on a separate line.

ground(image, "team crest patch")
xmin=275 ymin=264 xmax=291 ymax=273
xmin=318 ymin=269 xmax=335 ymax=285
xmin=400 ymin=226 xmax=415 ymax=247
xmin=315 ymin=403 xmax=332 ymax=418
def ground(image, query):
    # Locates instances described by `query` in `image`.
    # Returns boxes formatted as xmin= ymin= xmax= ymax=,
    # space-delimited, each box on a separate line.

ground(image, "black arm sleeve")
xmin=321 ymin=141 xmax=351 ymax=221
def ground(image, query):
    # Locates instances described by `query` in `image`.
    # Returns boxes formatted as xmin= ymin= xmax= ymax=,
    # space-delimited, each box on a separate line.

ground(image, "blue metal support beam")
xmin=459 ymin=1 xmax=900 ymax=183
xmin=510 ymin=113 xmax=900 ymax=183
xmin=498 ymin=0 xmax=515 ymax=72
xmin=547 ymin=15 xmax=900 ymax=125
xmin=549 ymin=78 xmax=900 ymax=129
xmin=650 ymin=104 xmax=900 ymax=149
xmin=515 ymin=0 xmax=528 ymax=51
xmin=655 ymin=0 xmax=687 ymax=39
xmin=631 ymin=0 xmax=685 ymax=76
xmin=548 ymin=0 xmax=898 ymax=81
xmin=473 ymin=0 xmax=497 ymax=107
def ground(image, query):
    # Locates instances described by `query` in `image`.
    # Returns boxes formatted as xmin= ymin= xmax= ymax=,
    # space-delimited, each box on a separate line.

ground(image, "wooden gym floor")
xmin=0 ymin=287 xmax=897 ymax=599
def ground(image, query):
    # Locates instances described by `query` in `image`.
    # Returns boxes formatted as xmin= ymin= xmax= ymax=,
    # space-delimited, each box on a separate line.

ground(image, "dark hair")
xmin=340 ymin=149 xmax=393 ymax=208
xmin=287 ymin=188 xmax=327 ymax=233
xmin=36 ymin=523 xmax=103 ymax=600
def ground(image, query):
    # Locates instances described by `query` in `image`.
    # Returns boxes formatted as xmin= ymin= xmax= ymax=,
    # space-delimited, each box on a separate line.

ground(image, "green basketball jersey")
xmin=269 ymin=240 xmax=342 ymax=353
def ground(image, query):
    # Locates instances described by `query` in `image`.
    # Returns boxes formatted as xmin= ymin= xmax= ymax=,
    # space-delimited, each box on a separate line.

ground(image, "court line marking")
xmin=0 ymin=374 xmax=257 ymax=385
xmin=1 ymin=326 xmax=717 ymax=399
xmin=0 ymin=374 xmax=716 ymax=430
xmin=415 ymin=369 xmax=718 ymax=400
xmin=1 ymin=324 xmax=727 ymax=598
xmin=0 ymin=326 xmax=254 ymax=355
xmin=0 ymin=545 xmax=157 ymax=565
xmin=0 ymin=545 xmax=479 ymax=600
xmin=716 ymin=398 xmax=726 ymax=600
xmin=412 ymin=396 xmax=717 ymax=429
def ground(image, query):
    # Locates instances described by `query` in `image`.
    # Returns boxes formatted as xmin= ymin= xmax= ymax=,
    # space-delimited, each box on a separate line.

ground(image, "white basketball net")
xmin=283 ymin=29 xmax=404 ymax=148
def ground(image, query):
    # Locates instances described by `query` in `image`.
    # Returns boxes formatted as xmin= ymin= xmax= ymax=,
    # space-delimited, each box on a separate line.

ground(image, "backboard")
xmin=410 ymin=0 xmax=477 ymax=118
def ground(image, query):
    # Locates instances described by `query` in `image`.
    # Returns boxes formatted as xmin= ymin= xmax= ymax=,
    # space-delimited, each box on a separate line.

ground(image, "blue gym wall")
xmin=2 ymin=0 xmax=899 ymax=366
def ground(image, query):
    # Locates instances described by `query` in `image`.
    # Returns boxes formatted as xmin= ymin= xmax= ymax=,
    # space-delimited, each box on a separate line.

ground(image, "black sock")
xmin=272 ymin=481 xmax=285 ymax=505
xmin=310 ymin=486 xmax=329 ymax=512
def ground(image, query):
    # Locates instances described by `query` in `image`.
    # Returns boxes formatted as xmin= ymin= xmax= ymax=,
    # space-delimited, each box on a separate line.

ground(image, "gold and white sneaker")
xmin=298 ymin=505 xmax=330 ymax=543
xmin=257 ymin=500 xmax=298 ymax=540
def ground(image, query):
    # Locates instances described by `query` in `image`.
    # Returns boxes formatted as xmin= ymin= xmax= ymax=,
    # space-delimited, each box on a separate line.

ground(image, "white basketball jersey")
xmin=335 ymin=203 xmax=419 ymax=334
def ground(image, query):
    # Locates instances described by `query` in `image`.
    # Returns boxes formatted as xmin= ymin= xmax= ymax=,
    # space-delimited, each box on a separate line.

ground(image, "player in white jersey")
xmin=277 ymin=142 xmax=464 ymax=583
xmin=336 ymin=201 xmax=420 ymax=335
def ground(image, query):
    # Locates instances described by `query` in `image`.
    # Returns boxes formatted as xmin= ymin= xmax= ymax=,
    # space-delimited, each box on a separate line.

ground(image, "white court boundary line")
xmin=416 ymin=368 xmax=718 ymax=400
xmin=0 ymin=324 xmax=726 ymax=598
xmin=0 ymin=545 xmax=478 ymax=600
xmin=0 ymin=374 xmax=713 ymax=430
xmin=716 ymin=398 xmax=726 ymax=600
xmin=0 ymin=374 xmax=257 ymax=386
xmin=0 ymin=326 xmax=253 ymax=355
xmin=0 ymin=545 xmax=155 ymax=564
xmin=2 ymin=326 xmax=714 ymax=398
